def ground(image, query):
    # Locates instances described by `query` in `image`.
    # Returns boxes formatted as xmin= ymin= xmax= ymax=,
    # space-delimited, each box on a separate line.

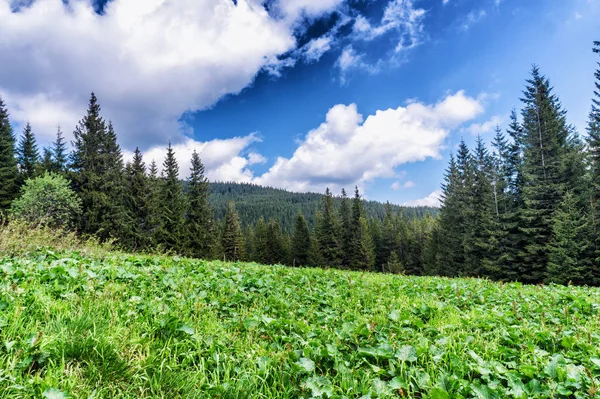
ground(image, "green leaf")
xmin=43 ymin=389 xmax=69 ymax=399
xmin=396 ymin=345 xmax=417 ymax=362
xmin=296 ymin=357 xmax=315 ymax=373
xmin=178 ymin=325 xmax=195 ymax=335
xmin=429 ymin=387 xmax=450 ymax=399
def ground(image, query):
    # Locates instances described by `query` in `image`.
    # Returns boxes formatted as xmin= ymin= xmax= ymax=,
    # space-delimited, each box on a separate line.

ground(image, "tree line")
xmin=432 ymin=42 xmax=600 ymax=285
xmin=0 ymin=93 xmax=435 ymax=272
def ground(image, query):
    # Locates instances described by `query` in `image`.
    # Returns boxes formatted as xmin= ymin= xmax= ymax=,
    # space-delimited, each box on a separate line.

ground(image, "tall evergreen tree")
xmin=0 ymin=97 xmax=19 ymax=211
xmin=338 ymin=188 xmax=352 ymax=268
xmin=349 ymin=187 xmax=375 ymax=270
xmin=185 ymin=151 xmax=214 ymax=259
xmin=251 ymin=217 xmax=269 ymax=264
xmin=39 ymin=148 xmax=54 ymax=174
xmin=546 ymin=192 xmax=589 ymax=286
xmin=155 ymin=142 xmax=186 ymax=252
xmin=292 ymin=212 xmax=311 ymax=266
xmin=266 ymin=220 xmax=285 ymax=264
xmin=519 ymin=67 xmax=571 ymax=284
xmin=16 ymin=122 xmax=39 ymax=181
xmin=315 ymin=188 xmax=341 ymax=267
xmin=222 ymin=201 xmax=245 ymax=261
xmin=587 ymin=41 xmax=600 ymax=277
xmin=437 ymin=154 xmax=463 ymax=276
xmin=124 ymin=148 xmax=151 ymax=250
xmin=51 ymin=125 xmax=68 ymax=173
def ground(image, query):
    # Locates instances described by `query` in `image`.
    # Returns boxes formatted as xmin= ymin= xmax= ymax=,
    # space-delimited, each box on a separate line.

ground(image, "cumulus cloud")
xmin=465 ymin=115 xmax=503 ymax=135
xmin=125 ymin=133 xmax=261 ymax=182
xmin=254 ymin=91 xmax=484 ymax=192
xmin=0 ymin=0 xmax=342 ymax=148
xmin=404 ymin=190 xmax=442 ymax=207
xmin=391 ymin=180 xmax=416 ymax=190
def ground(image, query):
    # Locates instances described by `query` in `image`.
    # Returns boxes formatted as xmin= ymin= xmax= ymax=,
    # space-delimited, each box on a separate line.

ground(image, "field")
xmin=1 ymin=248 xmax=600 ymax=398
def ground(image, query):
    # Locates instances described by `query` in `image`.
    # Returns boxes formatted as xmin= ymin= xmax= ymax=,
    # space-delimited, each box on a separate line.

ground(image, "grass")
xmin=1 ymin=237 xmax=600 ymax=398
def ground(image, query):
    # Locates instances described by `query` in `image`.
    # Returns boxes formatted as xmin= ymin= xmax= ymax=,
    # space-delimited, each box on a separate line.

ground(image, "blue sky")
xmin=1 ymin=0 xmax=598 ymax=206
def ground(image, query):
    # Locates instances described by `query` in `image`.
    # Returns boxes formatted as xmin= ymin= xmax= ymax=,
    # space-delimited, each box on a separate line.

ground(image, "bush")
xmin=10 ymin=173 xmax=82 ymax=229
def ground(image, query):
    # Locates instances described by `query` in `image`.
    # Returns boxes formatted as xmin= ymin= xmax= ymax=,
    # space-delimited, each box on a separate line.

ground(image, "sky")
xmin=1 ymin=0 xmax=599 ymax=206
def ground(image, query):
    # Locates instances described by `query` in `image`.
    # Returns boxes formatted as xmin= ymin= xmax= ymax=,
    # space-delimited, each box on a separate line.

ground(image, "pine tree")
xmin=587 ymin=41 xmax=600 ymax=282
xmin=251 ymin=218 xmax=269 ymax=264
xmin=315 ymin=188 xmax=341 ymax=267
xmin=39 ymin=148 xmax=54 ymax=174
xmin=16 ymin=122 xmax=39 ymax=181
xmin=266 ymin=220 xmax=285 ymax=264
xmin=185 ymin=151 xmax=214 ymax=259
xmin=0 ymin=97 xmax=19 ymax=211
xmin=348 ymin=187 xmax=374 ymax=270
xmin=378 ymin=203 xmax=399 ymax=271
xmin=146 ymin=159 xmax=161 ymax=248
xmin=124 ymin=148 xmax=151 ymax=250
xmin=384 ymin=251 xmax=403 ymax=274
xmin=546 ymin=192 xmax=589 ymax=285
xmin=292 ymin=212 xmax=311 ymax=266
xmin=51 ymin=125 xmax=68 ymax=173
xmin=222 ymin=201 xmax=245 ymax=261
xmin=155 ymin=142 xmax=186 ymax=252
xmin=338 ymin=188 xmax=352 ymax=268
xmin=437 ymin=154 xmax=463 ymax=277
xmin=519 ymin=67 xmax=572 ymax=284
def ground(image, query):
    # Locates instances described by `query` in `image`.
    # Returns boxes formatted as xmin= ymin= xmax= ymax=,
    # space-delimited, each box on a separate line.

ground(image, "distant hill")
xmin=208 ymin=182 xmax=438 ymax=232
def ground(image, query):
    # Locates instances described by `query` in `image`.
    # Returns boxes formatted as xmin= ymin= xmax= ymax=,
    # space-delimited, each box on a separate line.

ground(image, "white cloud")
xmin=352 ymin=0 xmax=426 ymax=52
xmin=404 ymin=190 xmax=442 ymax=207
xmin=254 ymin=91 xmax=484 ymax=192
xmin=303 ymin=35 xmax=334 ymax=62
xmin=460 ymin=9 xmax=487 ymax=31
xmin=465 ymin=115 xmax=503 ymax=135
xmin=391 ymin=180 xmax=416 ymax=190
xmin=125 ymin=133 xmax=261 ymax=182
xmin=0 ymin=0 xmax=341 ymax=148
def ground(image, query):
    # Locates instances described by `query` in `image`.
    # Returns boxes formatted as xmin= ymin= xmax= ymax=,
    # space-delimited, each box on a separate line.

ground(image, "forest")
xmin=0 ymin=41 xmax=599 ymax=285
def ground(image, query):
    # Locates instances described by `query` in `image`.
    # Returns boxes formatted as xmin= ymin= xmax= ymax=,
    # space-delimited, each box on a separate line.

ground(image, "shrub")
xmin=10 ymin=173 xmax=82 ymax=229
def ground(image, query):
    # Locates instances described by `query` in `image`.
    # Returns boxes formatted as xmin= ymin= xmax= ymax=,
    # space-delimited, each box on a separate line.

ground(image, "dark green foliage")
xmin=291 ymin=212 xmax=311 ymax=266
xmin=39 ymin=148 xmax=54 ymax=174
xmin=338 ymin=189 xmax=352 ymax=268
xmin=315 ymin=188 xmax=341 ymax=268
xmin=348 ymin=187 xmax=374 ymax=271
xmin=0 ymin=97 xmax=19 ymax=211
xmin=222 ymin=201 xmax=245 ymax=261
xmin=16 ymin=122 xmax=39 ymax=181
xmin=588 ymin=41 xmax=600 ymax=277
xmin=519 ymin=67 xmax=571 ymax=284
xmin=70 ymin=94 xmax=129 ymax=242
xmin=155 ymin=143 xmax=186 ymax=252
xmin=251 ymin=218 xmax=269 ymax=264
xmin=124 ymin=148 xmax=152 ymax=250
xmin=546 ymin=192 xmax=589 ymax=285
xmin=185 ymin=151 xmax=214 ymax=259
xmin=51 ymin=126 xmax=68 ymax=173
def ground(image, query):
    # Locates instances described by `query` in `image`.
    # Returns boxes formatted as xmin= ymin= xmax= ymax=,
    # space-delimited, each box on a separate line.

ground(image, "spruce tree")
xmin=338 ymin=188 xmax=352 ymax=268
xmin=146 ymin=159 xmax=161 ymax=247
xmin=315 ymin=188 xmax=341 ymax=267
xmin=16 ymin=122 xmax=39 ymax=181
xmin=349 ymin=187 xmax=375 ymax=270
xmin=51 ymin=125 xmax=68 ymax=173
xmin=437 ymin=154 xmax=463 ymax=276
xmin=39 ymin=148 xmax=54 ymax=174
xmin=124 ymin=148 xmax=151 ymax=250
xmin=0 ymin=97 xmax=19 ymax=211
xmin=252 ymin=218 xmax=269 ymax=264
xmin=266 ymin=220 xmax=285 ymax=264
xmin=587 ymin=41 xmax=600 ymax=280
xmin=156 ymin=143 xmax=186 ymax=252
xmin=546 ymin=192 xmax=589 ymax=285
xmin=519 ymin=67 xmax=572 ymax=284
xmin=292 ymin=212 xmax=311 ymax=266
xmin=185 ymin=151 xmax=214 ymax=259
xmin=222 ymin=201 xmax=245 ymax=261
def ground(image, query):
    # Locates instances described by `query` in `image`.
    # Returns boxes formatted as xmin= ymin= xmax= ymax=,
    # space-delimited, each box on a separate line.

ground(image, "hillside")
xmin=2 ymin=245 xmax=599 ymax=398
xmin=209 ymin=182 xmax=438 ymax=231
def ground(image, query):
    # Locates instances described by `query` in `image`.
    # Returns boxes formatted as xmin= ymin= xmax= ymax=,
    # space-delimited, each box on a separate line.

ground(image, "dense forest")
xmin=0 ymin=41 xmax=599 ymax=284
xmin=209 ymin=182 xmax=438 ymax=231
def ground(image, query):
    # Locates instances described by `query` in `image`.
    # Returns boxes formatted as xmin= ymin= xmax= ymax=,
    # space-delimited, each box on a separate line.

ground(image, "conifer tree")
xmin=519 ymin=67 xmax=571 ymax=283
xmin=39 ymin=148 xmax=54 ymax=174
xmin=252 ymin=218 xmax=269 ymax=264
xmin=315 ymin=188 xmax=341 ymax=267
xmin=292 ymin=212 xmax=311 ymax=266
xmin=546 ymin=192 xmax=589 ymax=285
xmin=185 ymin=151 xmax=214 ymax=259
xmin=222 ymin=201 xmax=245 ymax=261
xmin=348 ymin=187 xmax=374 ymax=270
xmin=146 ymin=159 xmax=161 ymax=247
xmin=155 ymin=142 xmax=186 ymax=252
xmin=16 ymin=122 xmax=39 ymax=181
xmin=437 ymin=154 xmax=463 ymax=276
xmin=0 ymin=97 xmax=19 ymax=211
xmin=51 ymin=125 xmax=68 ymax=173
xmin=587 ymin=41 xmax=600 ymax=277
xmin=338 ymin=188 xmax=352 ymax=268
xmin=266 ymin=220 xmax=285 ymax=264
xmin=384 ymin=251 xmax=403 ymax=274
xmin=124 ymin=148 xmax=151 ymax=250
xmin=378 ymin=203 xmax=399 ymax=270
